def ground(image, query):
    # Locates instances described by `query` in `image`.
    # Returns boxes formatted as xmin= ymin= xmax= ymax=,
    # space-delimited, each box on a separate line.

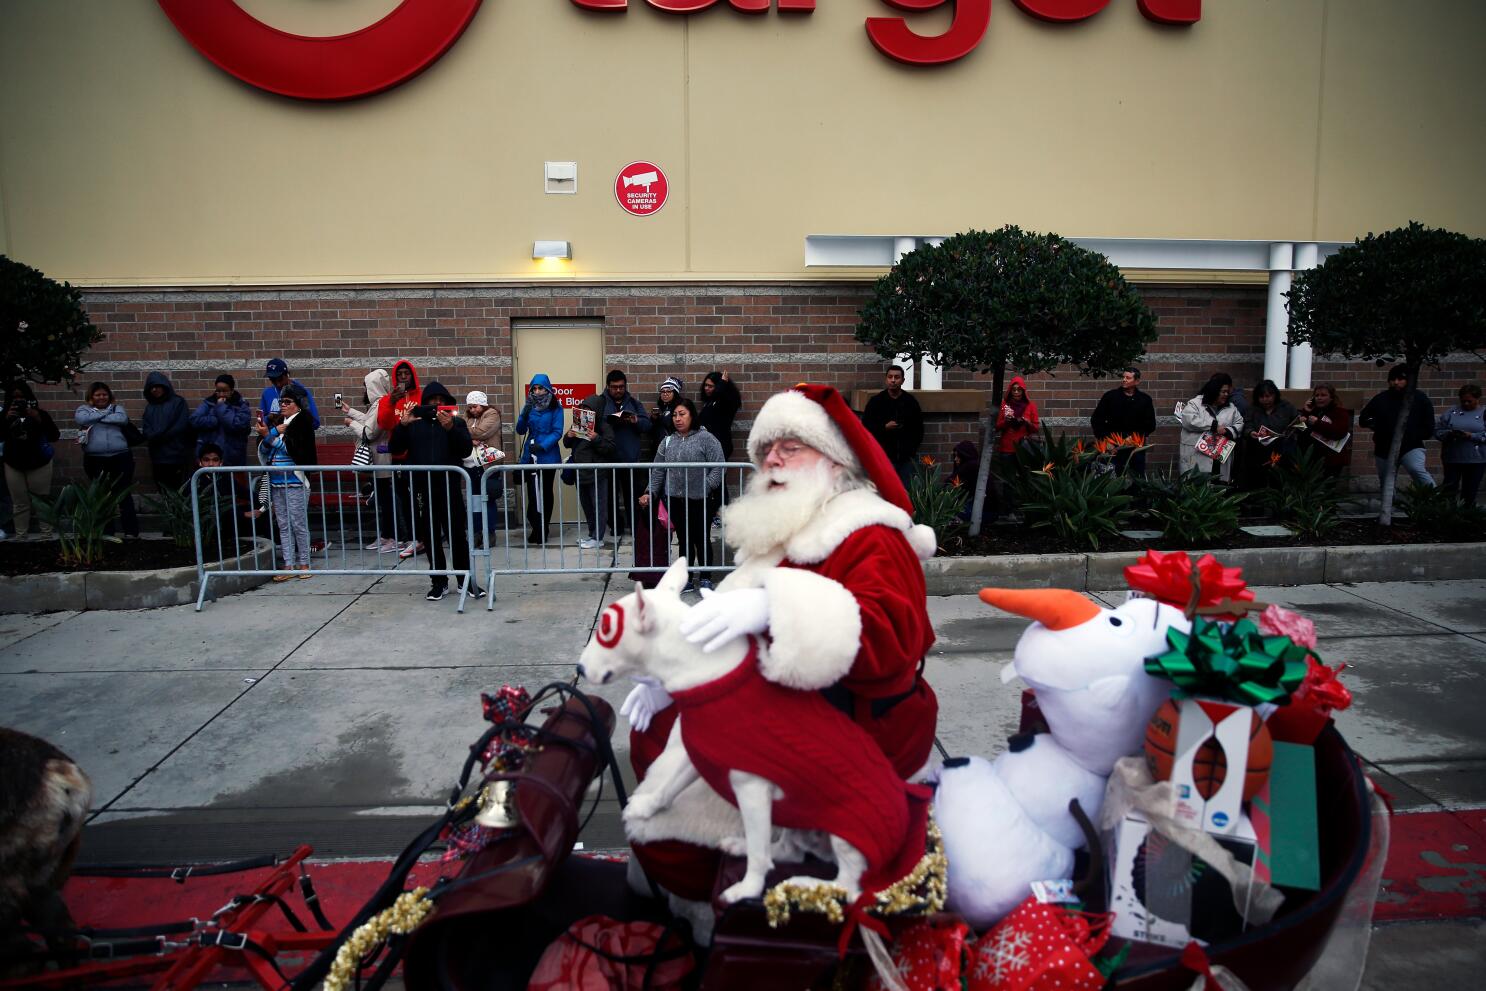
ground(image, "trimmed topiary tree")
xmin=1 ymin=255 xmax=103 ymax=387
xmin=856 ymin=227 xmax=1158 ymax=535
xmin=1286 ymin=222 xmax=1486 ymax=525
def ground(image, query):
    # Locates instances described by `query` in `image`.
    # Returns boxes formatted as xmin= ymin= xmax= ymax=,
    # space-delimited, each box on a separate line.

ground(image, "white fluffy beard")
xmin=721 ymin=460 xmax=862 ymax=557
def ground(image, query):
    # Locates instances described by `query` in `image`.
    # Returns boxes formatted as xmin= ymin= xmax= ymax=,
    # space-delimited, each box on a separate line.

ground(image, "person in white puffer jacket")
xmin=1178 ymin=372 xmax=1245 ymax=482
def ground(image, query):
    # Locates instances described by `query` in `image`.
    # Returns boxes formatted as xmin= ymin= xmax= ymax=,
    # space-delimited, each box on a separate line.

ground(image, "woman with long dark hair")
xmin=640 ymin=398 xmax=724 ymax=591
xmin=1178 ymin=373 xmax=1244 ymax=482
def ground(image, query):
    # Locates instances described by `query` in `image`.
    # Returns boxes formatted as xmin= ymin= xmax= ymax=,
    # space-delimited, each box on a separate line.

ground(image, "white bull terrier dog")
xmin=578 ymin=559 xmax=930 ymax=906
xmin=933 ymin=587 xmax=1190 ymax=928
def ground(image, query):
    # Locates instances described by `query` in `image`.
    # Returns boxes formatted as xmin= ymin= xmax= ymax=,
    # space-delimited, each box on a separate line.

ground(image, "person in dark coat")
xmin=141 ymin=370 xmax=192 ymax=489
xmin=600 ymin=369 xmax=652 ymax=537
xmin=1090 ymin=367 xmax=1158 ymax=477
xmin=1359 ymin=365 xmax=1436 ymax=489
xmin=3 ymin=381 xmax=61 ymax=538
xmin=651 ymin=377 xmax=685 ymax=444
xmin=862 ymin=365 xmax=924 ymax=489
xmin=390 ymin=380 xmax=484 ymax=601
xmin=697 ymin=371 xmax=741 ymax=460
xmin=1238 ymin=379 xmax=1300 ymax=490
xmin=947 ymin=439 xmax=986 ymax=522
xmin=190 ymin=373 xmax=252 ymax=465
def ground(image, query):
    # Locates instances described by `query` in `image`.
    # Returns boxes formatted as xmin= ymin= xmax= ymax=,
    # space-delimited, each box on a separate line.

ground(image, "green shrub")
xmin=1009 ymin=459 xmax=1133 ymax=551
xmin=1144 ymin=470 xmax=1247 ymax=546
xmin=907 ymin=457 xmax=968 ymax=544
xmin=1254 ymin=447 xmax=1343 ymax=539
xmin=33 ymin=476 xmax=131 ymax=568
xmin=1397 ymin=484 xmax=1486 ymax=537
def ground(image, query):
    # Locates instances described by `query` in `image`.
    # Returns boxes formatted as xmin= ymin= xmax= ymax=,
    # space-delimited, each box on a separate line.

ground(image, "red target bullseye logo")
xmin=157 ymin=0 xmax=485 ymax=101
xmin=596 ymin=603 xmax=626 ymax=649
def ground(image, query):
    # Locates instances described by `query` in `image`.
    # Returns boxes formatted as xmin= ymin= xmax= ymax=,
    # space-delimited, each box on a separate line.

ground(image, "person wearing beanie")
xmin=190 ymin=373 xmax=253 ymax=465
xmin=388 ymin=380 xmax=484 ymax=602
xmin=618 ymin=382 xmax=940 ymax=909
xmin=651 ymin=376 xmax=685 ymax=442
xmin=862 ymin=365 xmax=924 ymax=490
xmin=464 ymin=389 xmax=504 ymax=541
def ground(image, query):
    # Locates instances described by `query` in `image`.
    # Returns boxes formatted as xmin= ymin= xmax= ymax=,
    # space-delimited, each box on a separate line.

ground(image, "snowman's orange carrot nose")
xmin=978 ymin=588 xmax=1101 ymax=631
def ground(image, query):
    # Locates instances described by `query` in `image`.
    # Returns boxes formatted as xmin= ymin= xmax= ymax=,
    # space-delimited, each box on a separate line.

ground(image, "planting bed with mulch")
xmin=0 ymin=539 xmax=239 ymax=576
xmin=942 ymin=517 xmax=1486 ymax=557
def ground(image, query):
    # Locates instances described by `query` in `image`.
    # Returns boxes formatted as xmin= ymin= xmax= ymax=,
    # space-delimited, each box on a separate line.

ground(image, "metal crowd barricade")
xmin=190 ymin=464 xmax=479 ymax=613
xmin=479 ymin=460 xmax=756 ymax=607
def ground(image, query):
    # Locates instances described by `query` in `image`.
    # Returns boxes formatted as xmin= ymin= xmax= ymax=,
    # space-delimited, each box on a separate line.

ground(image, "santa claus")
xmin=621 ymin=382 xmax=940 ymax=913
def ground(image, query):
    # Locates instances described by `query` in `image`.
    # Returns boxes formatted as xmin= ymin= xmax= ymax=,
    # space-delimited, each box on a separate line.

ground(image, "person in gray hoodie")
xmin=640 ymin=399 xmax=725 ymax=590
xmin=75 ymin=381 xmax=141 ymax=537
xmin=142 ymin=371 xmax=192 ymax=490
xmin=1436 ymin=383 xmax=1485 ymax=506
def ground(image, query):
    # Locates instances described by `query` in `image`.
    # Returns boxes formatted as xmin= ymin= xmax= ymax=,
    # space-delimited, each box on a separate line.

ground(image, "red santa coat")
xmin=671 ymin=638 xmax=931 ymax=893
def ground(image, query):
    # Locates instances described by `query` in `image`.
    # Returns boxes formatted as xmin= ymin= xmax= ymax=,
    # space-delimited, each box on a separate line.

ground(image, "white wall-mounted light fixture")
xmin=532 ymin=240 xmax=572 ymax=260
xmin=545 ymin=161 xmax=577 ymax=194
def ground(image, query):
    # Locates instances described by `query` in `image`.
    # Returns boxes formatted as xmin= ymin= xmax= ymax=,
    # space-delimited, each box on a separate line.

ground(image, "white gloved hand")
xmin=678 ymin=587 xmax=771 ymax=653
xmin=619 ymin=677 xmax=673 ymax=733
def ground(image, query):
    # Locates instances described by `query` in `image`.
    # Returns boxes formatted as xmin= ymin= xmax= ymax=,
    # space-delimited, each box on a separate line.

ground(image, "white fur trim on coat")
xmin=747 ymin=390 xmax=858 ymax=471
xmin=759 ymin=567 xmax=862 ymax=690
xmin=782 ymin=488 xmax=915 ymax=565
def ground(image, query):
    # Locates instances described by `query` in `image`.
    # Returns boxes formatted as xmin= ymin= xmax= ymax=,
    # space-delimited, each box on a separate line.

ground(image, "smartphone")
xmin=437 ymin=405 xmax=459 ymax=416
xmin=334 ymin=393 xmax=343 ymax=405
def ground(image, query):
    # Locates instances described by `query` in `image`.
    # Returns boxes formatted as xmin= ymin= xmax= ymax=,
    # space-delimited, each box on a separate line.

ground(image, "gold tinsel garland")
xmin=323 ymin=887 xmax=435 ymax=991
xmin=763 ymin=815 xmax=947 ymax=929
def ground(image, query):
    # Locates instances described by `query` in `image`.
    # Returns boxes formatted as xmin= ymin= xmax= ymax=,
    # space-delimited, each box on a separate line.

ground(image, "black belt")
xmin=820 ymin=680 xmax=918 ymax=720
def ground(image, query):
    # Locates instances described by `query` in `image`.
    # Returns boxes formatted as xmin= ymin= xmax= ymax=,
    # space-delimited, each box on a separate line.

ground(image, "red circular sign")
xmin=614 ymin=161 xmax=669 ymax=217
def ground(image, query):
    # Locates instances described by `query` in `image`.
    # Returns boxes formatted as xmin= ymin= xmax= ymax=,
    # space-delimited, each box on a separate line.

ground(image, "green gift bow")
xmin=1144 ymin=618 xmax=1309 ymax=706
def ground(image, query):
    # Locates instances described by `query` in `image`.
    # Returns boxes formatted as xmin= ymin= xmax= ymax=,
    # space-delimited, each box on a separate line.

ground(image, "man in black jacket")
xmin=1090 ymin=367 xmax=1158 ymax=476
xmin=1359 ymin=365 xmax=1436 ymax=489
xmin=390 ymin=380 xmax=484 ymax=601
xmin=862 ymin=366 xmax=924 ymax=488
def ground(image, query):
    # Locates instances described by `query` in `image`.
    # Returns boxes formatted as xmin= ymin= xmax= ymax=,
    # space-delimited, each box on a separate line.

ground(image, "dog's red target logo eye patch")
xmin=157 ymin=0 xmax=485 ymax=101
xmin=596 ymin=603 xmax=625 ymax=649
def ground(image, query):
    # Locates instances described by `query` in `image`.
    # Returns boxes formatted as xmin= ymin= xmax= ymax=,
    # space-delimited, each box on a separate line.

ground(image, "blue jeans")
xmin=1375 ymin=448 xmax=1435 ymax=488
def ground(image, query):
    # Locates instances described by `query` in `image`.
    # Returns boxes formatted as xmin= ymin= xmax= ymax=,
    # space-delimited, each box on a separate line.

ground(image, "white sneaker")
xmin=399 ymin=541 xmax=423 ymax=559
xmin=578 ymin=537 xmax=601 ymax=550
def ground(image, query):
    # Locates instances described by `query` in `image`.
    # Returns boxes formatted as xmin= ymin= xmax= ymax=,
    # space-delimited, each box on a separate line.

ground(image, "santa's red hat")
xmin=747 ymin=383 xmax=913 ymax=514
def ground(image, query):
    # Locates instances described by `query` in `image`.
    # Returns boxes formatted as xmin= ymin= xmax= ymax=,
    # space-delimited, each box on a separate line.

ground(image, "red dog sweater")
xmin=669 ymin=638 xmax=931 ymax=894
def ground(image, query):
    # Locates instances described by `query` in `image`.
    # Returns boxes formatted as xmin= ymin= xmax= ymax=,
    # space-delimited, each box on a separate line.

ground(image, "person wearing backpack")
xmin=566 ymin=390 xmax=619 ymax=549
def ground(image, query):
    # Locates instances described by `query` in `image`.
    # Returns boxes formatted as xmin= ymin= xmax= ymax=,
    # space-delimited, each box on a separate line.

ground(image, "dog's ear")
xmin=657 ymin=557 xmax=690 ymax=595
xmin=634 ymin=586 xmax=653 ymax=635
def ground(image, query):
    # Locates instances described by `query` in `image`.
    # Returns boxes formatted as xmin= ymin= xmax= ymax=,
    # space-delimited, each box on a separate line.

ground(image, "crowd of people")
xmin=2 ymin=359 xmax=1479 ymax=557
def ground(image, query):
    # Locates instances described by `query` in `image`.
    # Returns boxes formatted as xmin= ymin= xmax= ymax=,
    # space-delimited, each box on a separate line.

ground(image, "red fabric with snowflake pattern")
xmin=964 ymin=897 xmax=1111 ymax=991
xmin=866 ymin=918 xmax=972 ymax=991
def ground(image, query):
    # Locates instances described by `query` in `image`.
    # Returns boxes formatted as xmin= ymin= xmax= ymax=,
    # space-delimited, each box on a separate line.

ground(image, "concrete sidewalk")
xmin=2 ymin=567 xmax=1483 ymax=984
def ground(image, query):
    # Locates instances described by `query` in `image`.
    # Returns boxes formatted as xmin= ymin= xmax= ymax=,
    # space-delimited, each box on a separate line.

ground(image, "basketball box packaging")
xmin=1169 ymin=698 xmax=1261 ymax=836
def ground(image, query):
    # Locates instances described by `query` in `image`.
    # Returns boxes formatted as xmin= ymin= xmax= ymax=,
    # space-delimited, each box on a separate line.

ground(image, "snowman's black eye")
xmin=1109 ymin=616 xmax=1123 ymax=627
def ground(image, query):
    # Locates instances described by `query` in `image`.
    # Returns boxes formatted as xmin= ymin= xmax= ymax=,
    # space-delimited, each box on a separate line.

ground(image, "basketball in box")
xmin=1159 ymin=697 xmax=1271 ymax=836
xmin=1107 ymin=809 xmax=1262 ymax=949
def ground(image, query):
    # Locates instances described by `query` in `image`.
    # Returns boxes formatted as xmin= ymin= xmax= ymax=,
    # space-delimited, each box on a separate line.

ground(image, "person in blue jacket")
xmin=190 ymin=374 xmax=253 ymax=465
xmin=141 ymin=370 xmax=192 ymax=490
xmin=516 ymin=373 xmax=565 ymax=544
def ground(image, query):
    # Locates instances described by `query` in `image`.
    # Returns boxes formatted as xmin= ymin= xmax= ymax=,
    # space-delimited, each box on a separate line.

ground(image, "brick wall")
xmin=14 ymin=283 xmax=1481 ymax=489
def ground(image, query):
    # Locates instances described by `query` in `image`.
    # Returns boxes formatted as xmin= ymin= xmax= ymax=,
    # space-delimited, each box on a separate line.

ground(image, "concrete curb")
xmin=924 ymin=542 xmax=1481 ymax=595
xmin=0 ymin=538 xmax=274 ymax=613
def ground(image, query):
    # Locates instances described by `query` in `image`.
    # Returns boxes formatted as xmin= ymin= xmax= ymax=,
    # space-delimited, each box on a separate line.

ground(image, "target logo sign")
xmin=156 ymin=0 xmax=485 ymax=101
xmin=614 ymin=162 xmax=670 ymax=217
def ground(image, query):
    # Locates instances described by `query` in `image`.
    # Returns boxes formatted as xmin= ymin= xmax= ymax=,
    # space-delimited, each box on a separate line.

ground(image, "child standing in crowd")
xmin=253 ymin=387 xmax=317 ymax=580
xmin=75 ymin=381 xmax=141 ymax=538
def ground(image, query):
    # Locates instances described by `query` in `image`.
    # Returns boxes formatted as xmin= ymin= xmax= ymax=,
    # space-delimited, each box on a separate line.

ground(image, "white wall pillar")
xmin=1288 ymin=243 xmax=1319 ymax=389
xmin=892 ymin=237 xmax=919 ymax=388
xmin=1264 ymin=242 xmax=1294 ymax=387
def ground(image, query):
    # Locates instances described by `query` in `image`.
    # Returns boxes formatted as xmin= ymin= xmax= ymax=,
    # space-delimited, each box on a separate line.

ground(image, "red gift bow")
xmin=1124 ymin=550 xmax=1254 ymax=618
xmin=1297 ymin=656 xmax=1352 ymax=713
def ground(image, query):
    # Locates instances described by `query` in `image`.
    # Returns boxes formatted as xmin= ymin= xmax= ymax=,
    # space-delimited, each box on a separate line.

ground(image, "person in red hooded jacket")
xmin=376 ymin=360 xmax=421 ymax=434
xmin=375 ymin=360 xmax=424 ymax=557
xmin=991 ymin=376 xmax=1039 ymax=521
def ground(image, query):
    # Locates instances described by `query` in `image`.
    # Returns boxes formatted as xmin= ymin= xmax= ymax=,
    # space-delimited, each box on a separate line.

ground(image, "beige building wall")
xmin=1 ymin=0 xmax=1482 ymax=286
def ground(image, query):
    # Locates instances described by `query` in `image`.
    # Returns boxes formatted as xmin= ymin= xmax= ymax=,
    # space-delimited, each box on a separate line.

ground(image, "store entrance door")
xmin=511 ymin=321 xmax=604 ymax=533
